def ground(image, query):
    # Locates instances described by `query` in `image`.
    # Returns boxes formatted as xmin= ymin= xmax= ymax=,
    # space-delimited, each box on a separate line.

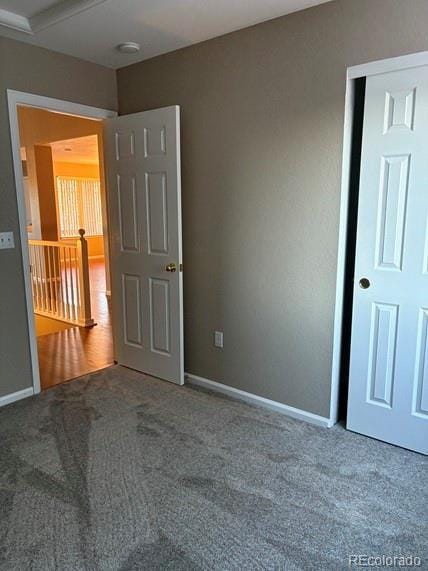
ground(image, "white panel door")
xmin=347 ymin=66 xmax=428 ymax=454
xmin=104 ymin=106 xmax=183 ymax=384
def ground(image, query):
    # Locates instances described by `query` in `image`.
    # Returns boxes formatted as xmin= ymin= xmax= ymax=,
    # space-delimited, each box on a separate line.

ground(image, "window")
xmin=56 ymin=176 xmax=103 ymax=238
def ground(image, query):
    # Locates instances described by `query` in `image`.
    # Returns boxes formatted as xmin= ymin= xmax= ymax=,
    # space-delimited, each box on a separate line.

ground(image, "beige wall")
xmin=34 ymin=145 xmax=58 ymax=241
xmin=117 ymin=0 xmax=428 ymax=417
xmin=3 ymin=0 xmax=428 ymax=413
xmin=18 ymin=107 xmax=107 ymax=259
xmin=18 ymin=106 xmax=104 ymax=147
xmin=18 ymin=107 xmax=105 ymax=242
xmin=54 ymin=162 xmax=100 ymax=179
xmin=0 ymin=37 xmax=116 ymax=398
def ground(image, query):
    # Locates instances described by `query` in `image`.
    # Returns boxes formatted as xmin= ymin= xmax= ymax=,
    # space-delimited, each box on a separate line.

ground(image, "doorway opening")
xmin=9 ymin=91 xmax=184 ymax=396
xmin=15 ymin=102 xmax=114 ymax=390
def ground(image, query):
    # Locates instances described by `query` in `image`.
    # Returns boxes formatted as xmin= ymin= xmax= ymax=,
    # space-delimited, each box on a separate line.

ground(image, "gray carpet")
xmin=0 ymin=366 xmax=426 ymax=570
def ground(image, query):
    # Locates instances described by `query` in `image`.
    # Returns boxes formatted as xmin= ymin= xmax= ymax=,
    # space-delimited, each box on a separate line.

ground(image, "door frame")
xmin=330 ymin=50 xmax=428 ymax=426
xmin=7 ymin=89 xmax=117 ymax=395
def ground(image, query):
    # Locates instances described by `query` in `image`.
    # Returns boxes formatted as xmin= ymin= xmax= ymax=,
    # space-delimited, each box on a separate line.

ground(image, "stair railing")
xmin=28 ymin=228 xmax=94 ymax=327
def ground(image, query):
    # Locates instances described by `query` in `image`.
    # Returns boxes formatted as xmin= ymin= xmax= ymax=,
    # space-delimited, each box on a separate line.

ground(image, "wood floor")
xmin=35 ymin=314 xmax=74 ymax=336
xmin=37 ymin=259 xmax=114 ymax=390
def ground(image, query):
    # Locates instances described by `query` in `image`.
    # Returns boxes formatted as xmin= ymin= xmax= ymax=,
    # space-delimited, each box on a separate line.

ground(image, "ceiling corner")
xmin=0 ymin=8 xmax=32 ymax=34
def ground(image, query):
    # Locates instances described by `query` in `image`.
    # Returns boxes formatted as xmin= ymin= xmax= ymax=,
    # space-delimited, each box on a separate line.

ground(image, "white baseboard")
xmin=185 ymin=373 xmax=333 ymax=428
xmin=0 ymin=387 xmax=34 ymax=407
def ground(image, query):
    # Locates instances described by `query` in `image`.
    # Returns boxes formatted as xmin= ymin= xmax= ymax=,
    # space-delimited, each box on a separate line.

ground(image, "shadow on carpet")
xmin=0 ymin=365 xmax=426 ymax=570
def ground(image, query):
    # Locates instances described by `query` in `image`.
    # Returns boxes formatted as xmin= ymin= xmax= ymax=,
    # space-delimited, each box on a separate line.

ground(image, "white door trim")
xmin=7 ymin=89 xmax=117 ymax=397
xmin=330 ymin=50 xmax=428 ymax=426
xmin=347 ymin=50 xmax=428 ymax=80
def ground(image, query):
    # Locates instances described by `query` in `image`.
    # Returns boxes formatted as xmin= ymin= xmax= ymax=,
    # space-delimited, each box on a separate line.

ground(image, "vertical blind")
xmin=56 ymin=176 xmax=103 ymax=237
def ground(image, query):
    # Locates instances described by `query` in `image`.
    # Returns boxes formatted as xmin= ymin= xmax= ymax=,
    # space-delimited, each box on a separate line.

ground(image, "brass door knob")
xmin=165 ymin=263 xmax=177 ymax=273
xmin=359 ymin=277 xmax=370 ymax=289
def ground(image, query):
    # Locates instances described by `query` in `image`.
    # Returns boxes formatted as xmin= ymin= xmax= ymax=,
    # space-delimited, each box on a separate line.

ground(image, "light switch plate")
xmin=0 ymin=232 xmax=15 ymax=250
xmin=214 ymin=331 xmax=224 ymax=348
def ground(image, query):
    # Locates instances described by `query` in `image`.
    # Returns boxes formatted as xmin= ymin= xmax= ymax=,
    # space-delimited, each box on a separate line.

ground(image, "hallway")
xmin=36 ymin=259 xmax=114 ymax=389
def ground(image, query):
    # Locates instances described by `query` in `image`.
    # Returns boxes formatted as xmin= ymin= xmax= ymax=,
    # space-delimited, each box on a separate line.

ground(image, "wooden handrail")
xmin=28 ymin=239 xmax=78 ymax=249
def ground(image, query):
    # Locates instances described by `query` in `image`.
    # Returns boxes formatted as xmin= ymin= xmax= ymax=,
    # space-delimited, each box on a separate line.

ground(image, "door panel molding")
xmin=149 ymin=278 xmax=171 ymax=356
xmin=145 ymin=172 xmax=169 ymax=255
xmin=122 ymin=274 xmax=143 ymax=348
xmin=413 ymin=308 xmax=428 ymax=419
xmin=366 ymin=302 xmax=398 ymax=408
xmin=117 ymin=174 xmax=139 ymax=252
xmin=374 ymin=155 xmax=410 ymax=271
xmin=105 ymin=106 xmax=183 ymax=385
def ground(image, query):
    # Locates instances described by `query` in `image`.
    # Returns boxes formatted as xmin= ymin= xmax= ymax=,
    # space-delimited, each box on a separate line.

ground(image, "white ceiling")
xmin=0 ymin=0 xmax=332 ymax=69
xmin=50 ymin=135 xmax=99 ymax=165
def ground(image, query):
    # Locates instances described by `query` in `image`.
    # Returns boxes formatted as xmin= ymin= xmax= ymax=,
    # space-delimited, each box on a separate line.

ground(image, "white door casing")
xmin=104 ymin=106 xmax=184 ymax=384
xmin=347 ymin=66 xmax=428 ymax=454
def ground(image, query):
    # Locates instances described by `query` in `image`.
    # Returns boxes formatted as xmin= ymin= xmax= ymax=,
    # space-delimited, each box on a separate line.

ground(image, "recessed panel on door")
xmin=383 ymin=89 xmax=416 ymax=133
xmin=145 ymin=172 xmax=168 ymax=255
xmin=144 ymin=126 xmax=166 ymax=157
xmin=117 ymin=174 xmax=139 ymax=252
xmin=413 ymin=308 xmax=428 ymax=418
xmin=122 ymin=274 xmax=143 ymax=348
xmin=375 ymin=155 xmax=410 ymax=271
xmin=115 ymin=131 xmax=135 ymax=159
xmin=367 ymin=303 xmax=398 ymax=408
xmin=422 ymin=222 xmax=428 ymax=275
xmin=149 ymin=278 xmax=171 ymax=355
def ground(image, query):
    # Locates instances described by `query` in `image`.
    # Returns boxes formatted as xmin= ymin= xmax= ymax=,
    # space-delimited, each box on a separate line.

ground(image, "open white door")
xmin=104 ymin=106 xmax=183 ymax=385
xmin=347 ymin=66 xmax=428 ymax=454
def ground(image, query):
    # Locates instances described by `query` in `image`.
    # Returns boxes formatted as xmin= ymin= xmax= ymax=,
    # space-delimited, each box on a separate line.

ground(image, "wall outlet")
xmin=0 ymin=232 xmax=15 ymax=250
xmin=214 ymin=331 xmax=223 ymax=348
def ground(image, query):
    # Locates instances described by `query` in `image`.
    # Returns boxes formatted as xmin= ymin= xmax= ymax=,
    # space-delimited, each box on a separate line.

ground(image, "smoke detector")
xmin=117 ymin=42 xmax=140 ymax=54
